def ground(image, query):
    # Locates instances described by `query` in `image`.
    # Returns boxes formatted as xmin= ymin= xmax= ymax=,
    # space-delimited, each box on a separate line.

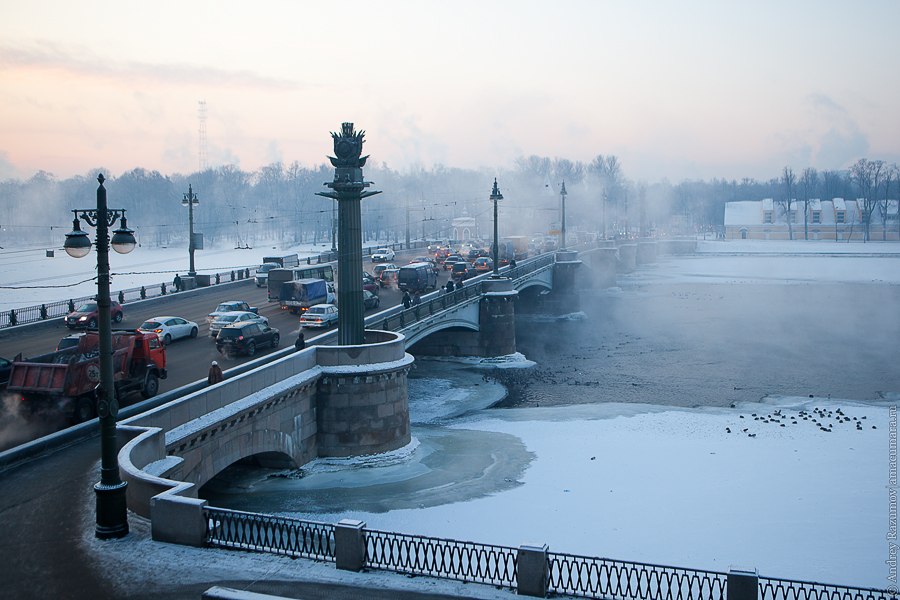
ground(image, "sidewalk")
xmin=0 ymin=437 xmax=511 ymax=600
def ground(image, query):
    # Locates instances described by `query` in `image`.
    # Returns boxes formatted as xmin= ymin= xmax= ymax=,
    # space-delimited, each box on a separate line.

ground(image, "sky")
xmin=2 ymin=1 xmax=899 ymax=183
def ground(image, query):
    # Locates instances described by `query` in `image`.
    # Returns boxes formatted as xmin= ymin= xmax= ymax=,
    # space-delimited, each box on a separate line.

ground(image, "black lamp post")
xmin=489 ymin=178 xmax=503 ymax=277
xmin=182 ymin=184 xmax=199 ymax=276
xmin=560 ymin=180 xmax=567 ymax=250
xmin=64 ymin=174 xmax=136 ymax=540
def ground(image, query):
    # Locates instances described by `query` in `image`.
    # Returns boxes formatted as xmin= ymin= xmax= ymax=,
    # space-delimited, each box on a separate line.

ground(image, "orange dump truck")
xmin=7 ymin=330 xmax=167 ymax=423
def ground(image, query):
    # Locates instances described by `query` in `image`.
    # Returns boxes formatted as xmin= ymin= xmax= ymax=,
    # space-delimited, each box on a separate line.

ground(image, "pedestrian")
xmin=294 ymin=331 xmax=305 ymax=351
xmin=173 ymin=274 xmax=182 ymax=292
xmin=445 ymin=279 xmax=455 ymax=293
xmin=509 ymin=258 xmax=517 ymax=268
xmin=402 ymin=290 xmax=412 ymax=309
xmin=456 ymin=278 xmax=464 ymax=288
xmin=412 ymin=291 xmax=421 ymax=306
xmin=208 ymin=360 xmax=224 ymax=385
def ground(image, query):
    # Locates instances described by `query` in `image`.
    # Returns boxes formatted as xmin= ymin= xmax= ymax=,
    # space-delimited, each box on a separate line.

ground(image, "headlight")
xmin=78 ymin=316 xmax=87 ymax=322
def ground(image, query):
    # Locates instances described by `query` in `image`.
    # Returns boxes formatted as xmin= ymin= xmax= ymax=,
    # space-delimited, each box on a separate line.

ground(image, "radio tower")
xmin=197 ymin=100 xmax=208 ymax=172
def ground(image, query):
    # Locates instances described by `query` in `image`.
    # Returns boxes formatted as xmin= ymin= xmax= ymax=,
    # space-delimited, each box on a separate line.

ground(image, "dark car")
xmin=451 ymin=261 xmax=471 ymax=281
xmin=363 ymin=273 xmax=379 ymax=295
xmin=216 ymin=322 xmax=280 ymax=357
xmin=0 ymin=356 xmax=13 ymax=389
xmin=64 ymin=301 xmax=124 ymax=329
xmin=363 ymin=289 xmax=380 ymax=310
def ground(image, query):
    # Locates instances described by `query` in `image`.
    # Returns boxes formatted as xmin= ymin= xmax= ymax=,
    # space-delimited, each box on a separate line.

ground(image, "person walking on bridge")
xmin=402 ymin=290 xmax=412 ymax=309
xmin=445 ymin=279 xmax=455 ymax=293
xmin=207 ymin=360 xmax=224 ymax=385
xmin=294 ymin=331 xmax=305 ymax=351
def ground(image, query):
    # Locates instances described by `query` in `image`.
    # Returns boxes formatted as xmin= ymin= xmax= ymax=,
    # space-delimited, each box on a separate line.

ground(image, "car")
xmin=363 ymin=289 xmax=380 ymax=310
xmin=372 ymin=263 xmax=397 ymax=279
xmin=209 ymin=311 xmax=268 ymax=339
xmin=362 ymin=273 xmax=379 ymax=295
xmin=207 ymin=301 xmax=258 ymax=324
xmin=216 ymin=322 xmax=280 ymax=357
xmin=57 ymin=332 xmax=86 ymax=351
xmin=0 ymin=356 xmax=13 ymax=389
xmin=138 ymin=316 xmax=199 ymax=345
xmin=473 ymin=257 xmax=494 ymax=272
xmin=442 ymin=255 xmax=465 ymax=270
xmin=299 ymin=304 xmax=339 ymax=328
xmin=371 ymin=247 xmax=396 ymax=262
xmin=451 ymin=261 xmax=471 ymax=281
xmin=379 ymin=268 xmax=400 ymax=288
xmin=410 ymin=256 xmax=439 ymax=273
xmin=64 ymin=300 xmax=124 ymax=329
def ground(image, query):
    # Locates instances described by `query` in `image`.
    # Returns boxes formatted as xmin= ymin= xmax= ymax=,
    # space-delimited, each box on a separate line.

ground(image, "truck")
xmin=256 ymin=254 xmax=300 ymax=287
xmin=6 ymin=330 xmax=167 ymax=423
xmin=499 ymin=236 xmax=530 ymax=264
xmin=279 ymin=278 xmax=329 ymax=314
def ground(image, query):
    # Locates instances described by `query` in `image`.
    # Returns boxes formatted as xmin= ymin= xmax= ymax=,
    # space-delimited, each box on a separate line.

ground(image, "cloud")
xmin=805 ymin=93 xmax=870 ymax=169
xmin=0 ymin=41 xmax=304 ymax=91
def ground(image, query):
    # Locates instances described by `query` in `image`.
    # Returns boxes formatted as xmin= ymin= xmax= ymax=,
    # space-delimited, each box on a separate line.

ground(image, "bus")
xmin=267 ymin=264 xmax=335 ymax=302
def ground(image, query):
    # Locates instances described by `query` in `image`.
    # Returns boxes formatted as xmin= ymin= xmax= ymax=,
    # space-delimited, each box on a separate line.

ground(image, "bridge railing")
xmin=197 ymin=507 xmax=893 ymax=600
xmin=0 ymin=266 xmax=257 ymax=329
xmin=374 ymin=252 xmax=556 ymax=334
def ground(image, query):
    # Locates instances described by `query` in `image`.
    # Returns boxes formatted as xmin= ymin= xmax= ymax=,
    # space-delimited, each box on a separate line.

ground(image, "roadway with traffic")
xmin=0 ymin=248 xmax=456 ymax=450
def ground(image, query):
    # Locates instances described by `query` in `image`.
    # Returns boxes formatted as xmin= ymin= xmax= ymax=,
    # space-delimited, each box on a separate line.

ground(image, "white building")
xmin=724 ymin=198 xmax=899 ymax=241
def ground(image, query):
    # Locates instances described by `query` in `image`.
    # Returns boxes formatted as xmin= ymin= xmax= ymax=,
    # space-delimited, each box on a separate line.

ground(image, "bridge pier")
xmin=316 ymin=331 xmax=412 ymax=458
xmin=409 ymin=278 xmax=518 ymax=358
xmin=617 ymin=243 xmax=637 ymax=273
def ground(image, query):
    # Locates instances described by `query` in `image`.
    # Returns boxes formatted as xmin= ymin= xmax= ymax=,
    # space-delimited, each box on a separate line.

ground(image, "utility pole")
xmin=182 ymin=184 xmax=199 ymax=276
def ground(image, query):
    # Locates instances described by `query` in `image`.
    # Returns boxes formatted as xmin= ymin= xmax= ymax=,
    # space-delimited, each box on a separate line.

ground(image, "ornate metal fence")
xmin=203 ymin=507 xmax=334 ymax=561
xmin=759 ymin=576 xmax=896 ymax=600
xmin=364 ymin=528 xmax=517 ymax=588
xmin=0 ymin=267 xmax=253 ymax=329
xmin=548 ymin=553 xmax=727 ymax=600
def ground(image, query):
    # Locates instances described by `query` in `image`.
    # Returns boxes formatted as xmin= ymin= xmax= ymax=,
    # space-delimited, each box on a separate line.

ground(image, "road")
xmin=0 ymin=252 xmax=453 ymax=449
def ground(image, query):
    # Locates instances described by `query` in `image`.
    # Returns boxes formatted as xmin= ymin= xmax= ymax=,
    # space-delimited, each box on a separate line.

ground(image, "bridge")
xmin=112 ymin=242 xmax=688 ymax=545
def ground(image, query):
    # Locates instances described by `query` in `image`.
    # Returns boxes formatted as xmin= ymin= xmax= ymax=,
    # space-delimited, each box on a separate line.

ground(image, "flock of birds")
xmin=725 ymin=406 xmax=873 ymax=438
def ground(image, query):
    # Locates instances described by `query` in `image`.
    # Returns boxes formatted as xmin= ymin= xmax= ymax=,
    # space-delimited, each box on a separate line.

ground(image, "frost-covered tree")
xmin=776 ymin=166 xmax=797 ymax=240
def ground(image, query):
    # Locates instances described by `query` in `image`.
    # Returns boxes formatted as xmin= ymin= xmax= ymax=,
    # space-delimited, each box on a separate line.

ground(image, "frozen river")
xmin=201 ymin=246 xmax=900 ymax=588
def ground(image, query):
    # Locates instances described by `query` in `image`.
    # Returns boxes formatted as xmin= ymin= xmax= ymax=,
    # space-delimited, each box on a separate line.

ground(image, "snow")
xmin=57 ymin=240 xmax=900 ymax=593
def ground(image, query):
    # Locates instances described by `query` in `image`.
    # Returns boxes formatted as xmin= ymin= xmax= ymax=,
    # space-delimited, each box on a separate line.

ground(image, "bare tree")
xmin=798 ymin=167 xmax=818 ymax=240
xmin=850 ymin=158 xmax=886 ymax=242
xmin=776 ymin=166 xmax=796 ymax=240
xmin=878 ymin=164 xmax=899 ymax=241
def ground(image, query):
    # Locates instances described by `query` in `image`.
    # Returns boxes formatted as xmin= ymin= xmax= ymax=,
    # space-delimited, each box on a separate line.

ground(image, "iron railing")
xmin=376 ymin=252 xmax=556 ymax=333
xmin=364 ymin=528 xmax=517 ymax=588
xmin=548 ymin=553 xmax=728 ymax=600
xmin=759 ymin=576 xmax=897 ymax=600
xmin=0 ymin=267 xmax=256 ymax=329
xmin=203 ymin=506 xmax=334 ymax=561
xmin=0 ymin=241 xmax=435 ymax=330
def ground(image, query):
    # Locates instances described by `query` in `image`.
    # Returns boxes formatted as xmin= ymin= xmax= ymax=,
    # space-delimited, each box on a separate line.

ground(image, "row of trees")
xmin=776 ymin=159 xmax=899 ymax=241
xmin=1 ymin=155 xmax=897 ymax=252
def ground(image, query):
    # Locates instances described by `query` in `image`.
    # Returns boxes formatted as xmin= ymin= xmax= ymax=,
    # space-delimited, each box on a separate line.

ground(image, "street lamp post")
xmin=64 ymin=174 xmax=136 ymax=540
xmin=489 ymin=178 xmax=503 ymax=277
xmin=182 ymin=184 xmax=199 ymax=276
xmin=560 ymin=181 xmax=568 ymax=250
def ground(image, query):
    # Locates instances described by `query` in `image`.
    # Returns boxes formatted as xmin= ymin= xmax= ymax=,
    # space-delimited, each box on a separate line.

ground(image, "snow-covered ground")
xmin=69 ymin=240 xmax=900 ymax=593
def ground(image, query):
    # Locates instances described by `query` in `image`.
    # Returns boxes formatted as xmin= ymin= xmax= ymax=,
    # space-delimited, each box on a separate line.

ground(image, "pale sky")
xmin=1 ymin=0 xmax=898 ymax=182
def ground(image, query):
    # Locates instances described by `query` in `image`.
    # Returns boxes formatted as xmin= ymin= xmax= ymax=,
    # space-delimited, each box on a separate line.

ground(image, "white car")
xmin=209 ymin=311 xmax=269 ymax=339
xmin=371 ymin=247 xmax=396 ymax=262
xmin=138 ymin=316 xmax=199 ymax=345
xmin=299 ymin=304 xmax=339 ymax=328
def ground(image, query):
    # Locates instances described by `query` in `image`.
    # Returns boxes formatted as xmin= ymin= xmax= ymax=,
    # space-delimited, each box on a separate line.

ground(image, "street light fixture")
xmin=182 ymin=184 xmax=199 ymax=277
xmin=559 ymin=180 xmax=567 ymax=251
xmin=63 ymin=174 xmax=136 ymax=540
xmin=489 ymin=178 xmax=503 ymax=277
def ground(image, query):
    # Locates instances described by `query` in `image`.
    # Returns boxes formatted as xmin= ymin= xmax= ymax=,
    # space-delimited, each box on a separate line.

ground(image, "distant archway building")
xmin=451 ymin=213 xmax=479 ymax=243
